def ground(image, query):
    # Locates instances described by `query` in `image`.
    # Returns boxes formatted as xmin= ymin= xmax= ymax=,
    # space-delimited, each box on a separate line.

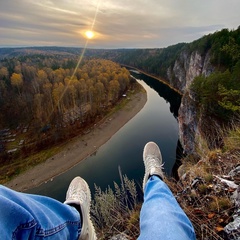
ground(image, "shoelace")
xmin=68 ymin=186 xmax=87 ymax=204
xmin=145 ymin=155 xmax=164 ymax=167
xmin=145 ymin=156 xmax=164 ymax=172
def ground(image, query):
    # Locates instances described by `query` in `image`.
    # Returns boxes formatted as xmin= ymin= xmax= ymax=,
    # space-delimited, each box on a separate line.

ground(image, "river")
xmin=29 ymin=72 xmax=181 ymax=202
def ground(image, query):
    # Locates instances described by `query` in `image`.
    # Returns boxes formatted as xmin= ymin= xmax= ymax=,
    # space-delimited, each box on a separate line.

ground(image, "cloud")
xmin=0 ymin=0 xmax=239 ymax=48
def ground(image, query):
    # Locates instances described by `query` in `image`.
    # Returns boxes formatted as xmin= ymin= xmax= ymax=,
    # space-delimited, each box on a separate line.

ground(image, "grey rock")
xmin=110 ymin=233 xmax=129 ymax=240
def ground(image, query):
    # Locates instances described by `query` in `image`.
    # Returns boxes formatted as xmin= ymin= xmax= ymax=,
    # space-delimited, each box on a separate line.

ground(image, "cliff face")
xmin=167 ymin=50 xmax=214 ymax=154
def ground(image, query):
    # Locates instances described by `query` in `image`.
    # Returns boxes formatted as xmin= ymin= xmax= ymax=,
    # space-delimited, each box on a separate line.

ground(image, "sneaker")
xmin=64 ymin=176 xmax=97 ymax=240
xmin=143 ymin=141 xmax=164 ymax=191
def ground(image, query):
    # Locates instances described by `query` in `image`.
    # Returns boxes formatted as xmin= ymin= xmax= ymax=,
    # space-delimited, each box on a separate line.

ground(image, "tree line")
xmin=0 ymin=56 xmax=132 ymax=132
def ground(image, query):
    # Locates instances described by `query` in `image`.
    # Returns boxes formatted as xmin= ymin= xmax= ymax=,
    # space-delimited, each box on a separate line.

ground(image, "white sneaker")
xmin=143 ymin=141 xmax=164 ymax=191
xmin=64 ymin=177 xmax=97 ymax=240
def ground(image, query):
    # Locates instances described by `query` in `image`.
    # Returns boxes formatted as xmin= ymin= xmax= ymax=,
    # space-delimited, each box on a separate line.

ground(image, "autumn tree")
xmin=0 ymin=67 xmax=9 ymax=80
xmin=10 ymin=73 xmax=23 ymax=96
xmin=33 ymin=93 xmax=45 ymax=125
xmin=95 ymin=81 xmax=105 ymax=108
xmin=108 ymin=80 xmax=120 ymax=103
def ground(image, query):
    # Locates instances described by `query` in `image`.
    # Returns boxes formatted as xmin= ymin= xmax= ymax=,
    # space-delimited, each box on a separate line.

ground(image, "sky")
xmin=0 ymin=0 xmax=240 ymax=49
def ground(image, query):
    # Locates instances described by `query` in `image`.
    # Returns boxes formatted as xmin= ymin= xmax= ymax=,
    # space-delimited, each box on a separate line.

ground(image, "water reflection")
xmin=136 ymin=73 xmax=181 ymax=118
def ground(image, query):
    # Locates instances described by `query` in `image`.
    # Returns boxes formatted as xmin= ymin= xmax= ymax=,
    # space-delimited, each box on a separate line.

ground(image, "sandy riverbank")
xmin=5 ymin=90 xmax=147 ymax=192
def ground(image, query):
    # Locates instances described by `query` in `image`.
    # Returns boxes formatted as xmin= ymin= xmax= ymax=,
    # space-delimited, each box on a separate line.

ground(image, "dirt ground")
xmin=5 ymin=91 xmax=147 ymax=192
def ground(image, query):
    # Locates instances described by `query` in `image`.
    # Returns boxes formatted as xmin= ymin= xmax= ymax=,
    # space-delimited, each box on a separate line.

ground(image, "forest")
xmin=190 ymin=28 xmax=240 ymax=121
xmin=0 ymin=55 xmax=132 ymax=157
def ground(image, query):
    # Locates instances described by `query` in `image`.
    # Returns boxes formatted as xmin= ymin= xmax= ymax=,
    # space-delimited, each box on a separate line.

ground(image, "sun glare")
xmin=85 ymin=30 xmax=94 ymax=39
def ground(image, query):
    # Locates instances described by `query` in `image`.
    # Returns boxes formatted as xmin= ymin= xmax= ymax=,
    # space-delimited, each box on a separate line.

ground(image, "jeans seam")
xmin=36 ymin=220 xmax=80 ymax=236
xmin=12 ymin=219 xmax=37 ymax=239
xmin=12 ymin=220 xmax=80 ymax=238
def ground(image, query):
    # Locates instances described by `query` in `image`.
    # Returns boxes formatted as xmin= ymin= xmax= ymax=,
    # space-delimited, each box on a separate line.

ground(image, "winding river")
xmin=29 ymin=72 xmax=181 ymax=202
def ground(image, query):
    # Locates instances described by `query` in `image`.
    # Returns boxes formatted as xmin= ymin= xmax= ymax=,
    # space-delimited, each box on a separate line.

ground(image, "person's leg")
xmin=138 ymin=175 xmax=196 ymax=240
xmin=0 ymin=185 xmax=81 ymax=240
xmin=138 ymin=141 xmax=196 ymax=240
xmin=0 ymin=176 xmax=96 ymax=240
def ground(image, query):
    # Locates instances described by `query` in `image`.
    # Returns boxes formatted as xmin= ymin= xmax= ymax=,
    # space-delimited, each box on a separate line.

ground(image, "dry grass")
xmin=168 ymin=124 xmax=240 ymax=239
xmin=91 ymin=170 xmax=140 ymax=239
xmin=224 ymin=126 xmax=240 ymax=151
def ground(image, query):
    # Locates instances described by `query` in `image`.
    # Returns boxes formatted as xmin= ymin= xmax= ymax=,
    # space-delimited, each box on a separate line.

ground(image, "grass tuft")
xmin=91 ymin=170 xmax=140 ymax=239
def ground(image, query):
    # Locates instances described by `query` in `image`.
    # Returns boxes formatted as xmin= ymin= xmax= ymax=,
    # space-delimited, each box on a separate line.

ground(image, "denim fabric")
xmin=138 ymin=176 xmax=196 ymax=240
xmin=0 ymin=185 xmax=81 ymax=240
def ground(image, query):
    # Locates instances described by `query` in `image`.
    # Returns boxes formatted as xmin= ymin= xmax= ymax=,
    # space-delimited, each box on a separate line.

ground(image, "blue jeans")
xmin=138 ymin=176 xmax=196 ymax=239
xmin=0 ymin=185 xmax=81 ymax=239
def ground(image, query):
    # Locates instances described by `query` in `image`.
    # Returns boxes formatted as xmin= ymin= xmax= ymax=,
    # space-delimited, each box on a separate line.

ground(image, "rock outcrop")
xmin=167 ymin=50 xmax=214 ymax=154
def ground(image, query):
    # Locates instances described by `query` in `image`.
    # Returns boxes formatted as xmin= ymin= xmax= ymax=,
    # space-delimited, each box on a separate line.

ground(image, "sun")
xmin=85 ymin=30 xmax=95 ymax=39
